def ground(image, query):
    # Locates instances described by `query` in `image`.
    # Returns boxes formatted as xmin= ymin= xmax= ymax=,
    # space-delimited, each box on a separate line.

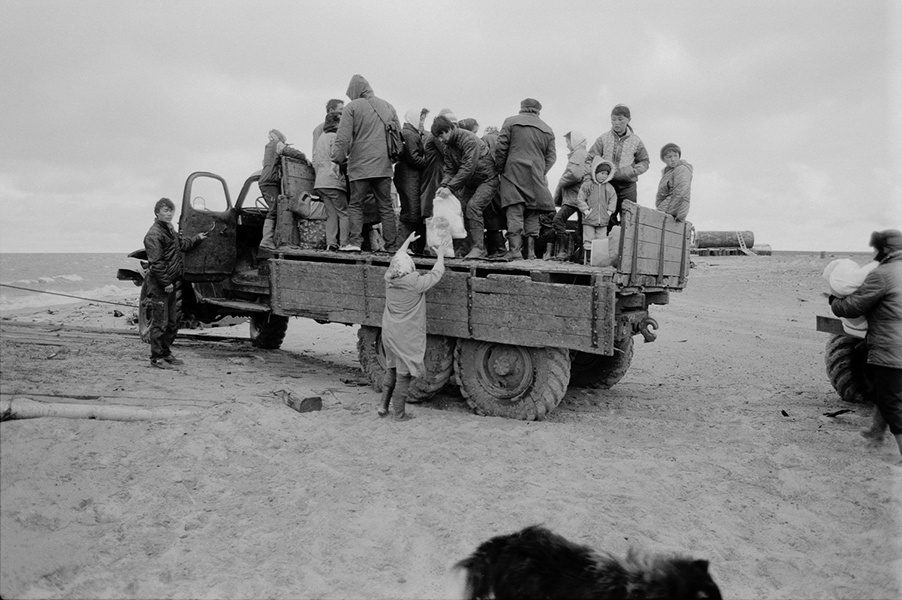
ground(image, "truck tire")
xmin=568 ymin=336 xmax=634 ymax=389
xmin=454 ymin=340 xmax=570 ymax=421
xmin=250 ymin=314 xmax=289 ymax=349
xmin=137 ymin=280 xmax=185 ymax=344
xmin=356 ymin=326 xmax=455 ymax=403
xmin=825 ymin=334 xmax=870 ymax=404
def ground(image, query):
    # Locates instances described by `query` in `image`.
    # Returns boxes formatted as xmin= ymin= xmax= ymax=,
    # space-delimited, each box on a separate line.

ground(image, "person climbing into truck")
xmin=378 ymin=232 xmax=451 ymax=421
xmin=258 ymin=129 xmax=307 ymax=251
xmin=143 ymin=197 xmax=207 ymax=369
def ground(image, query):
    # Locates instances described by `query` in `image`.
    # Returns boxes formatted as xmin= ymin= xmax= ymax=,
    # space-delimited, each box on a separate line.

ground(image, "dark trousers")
xmin=462 ymin=175 xmax=501 ymax=238
xmin=148 ymin=281 xmax=179 ymax=359
xmin=870 ymin=365 xmax=902 ymax=435
xmin=505 ymin=203 xmax=541 ymax=237
xmin=261 ymin=183 xmax=280 ymax=219
xmin=349 ymin=177 xmax=394 ymax=249
xmin=552 ymin=204 xmax=578 ymax=236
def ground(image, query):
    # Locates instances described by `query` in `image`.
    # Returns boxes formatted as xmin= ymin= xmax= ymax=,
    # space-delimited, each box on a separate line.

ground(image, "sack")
xmin=432 ymin=193 xmax=466 ymax=239
xmin=367 ymin=98 xmax=404 ymax=163
xmin=426 ymin=217 xmax=455 ymax=257
xmin=289 ymin=192 xmax=327 ymax=220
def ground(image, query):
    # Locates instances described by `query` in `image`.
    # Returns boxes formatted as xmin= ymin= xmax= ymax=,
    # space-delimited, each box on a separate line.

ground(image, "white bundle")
xmin=822 ymin=258 xmax=878 ymax=338
xmin=432 ymin=193 xmax=466 ymax=239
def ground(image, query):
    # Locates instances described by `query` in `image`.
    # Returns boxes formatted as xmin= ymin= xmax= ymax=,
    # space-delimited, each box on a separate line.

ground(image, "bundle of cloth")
xmin=822 ymin=258 xmax=879 ymax=337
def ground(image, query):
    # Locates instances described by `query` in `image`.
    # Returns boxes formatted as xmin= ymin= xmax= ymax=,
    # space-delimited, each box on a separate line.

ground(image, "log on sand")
xmin=696 ymin=231 xmax=755 ymax=249
xmin=1 ymin=397 xmax=204 ymax=422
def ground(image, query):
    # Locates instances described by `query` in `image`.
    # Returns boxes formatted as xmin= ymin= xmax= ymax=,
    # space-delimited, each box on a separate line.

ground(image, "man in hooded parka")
xmin=494 ymin=98 xmax=556 ymax=261
xmin=331 ymin=75 xmax=402 ymax=251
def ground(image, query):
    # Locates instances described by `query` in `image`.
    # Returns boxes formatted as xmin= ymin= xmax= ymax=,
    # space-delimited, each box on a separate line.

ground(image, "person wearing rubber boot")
xmin=431 ymin=115 xmax=499 ymax=259
xmin=378 ymin=233 xmax=450 ymax=421
xmin=830 ymin=229 xmax=902 ymax=460
xmin=259 ymin=129 xmax=307 ymax=251
xmin=493 ymin=98 xmax=556 ymax=261
xmin=550 ymin=130 xmax=588 ymax=261
xmin=144 ymin=198 xmax=207 ymax=369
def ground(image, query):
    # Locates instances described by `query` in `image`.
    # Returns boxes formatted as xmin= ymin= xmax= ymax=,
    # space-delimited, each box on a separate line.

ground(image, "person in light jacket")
xmin=830 ymin=229 xmax=902 ymax=458
xmin=331 ymin=74 xmax=401 ymax=252
xmin=313 ymin=113 xmax=350 ymax=250
xmin=655 ymin=142 xmax=692 ymax=222
xmin=550 ymin=130 xmax=588 ymax=260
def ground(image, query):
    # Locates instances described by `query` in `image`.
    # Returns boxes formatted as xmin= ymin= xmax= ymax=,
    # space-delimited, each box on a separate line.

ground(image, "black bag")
xmin=367 ymin=98 xmax=404 ymax=163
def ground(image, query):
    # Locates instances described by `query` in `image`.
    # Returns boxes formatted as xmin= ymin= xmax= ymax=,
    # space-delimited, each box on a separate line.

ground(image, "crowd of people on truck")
xmin=256 ymin=74 xmax=693 ymax=262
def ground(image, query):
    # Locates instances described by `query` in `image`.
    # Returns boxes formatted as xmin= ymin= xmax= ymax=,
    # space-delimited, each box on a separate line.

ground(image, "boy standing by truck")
xmin=143 ymin=198 xmax=207 ymax=369
xmin=378 ymin=233 xmax=450 ymax=420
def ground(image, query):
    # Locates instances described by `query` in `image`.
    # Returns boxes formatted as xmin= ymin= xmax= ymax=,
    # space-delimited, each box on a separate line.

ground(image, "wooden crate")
xmin=615 ymin=201 xmax=690 ymax=290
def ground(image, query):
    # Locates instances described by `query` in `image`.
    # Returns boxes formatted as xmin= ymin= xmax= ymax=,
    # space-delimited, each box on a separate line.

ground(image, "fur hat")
xmin=520 ymin=98 xmax=542 ymax=112
xmin=660 ymin=143 xmax=682 ymax=159
xmin=870 ymin=229 xmax=902 ymax=254
xmin=611 ymin=104 xmax=631 ymax=119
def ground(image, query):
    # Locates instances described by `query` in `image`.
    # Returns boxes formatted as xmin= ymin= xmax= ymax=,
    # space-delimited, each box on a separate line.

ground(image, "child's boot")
xmin=391 ymin=373 xmax=413 ymax=421
xmin=525 ymin=236 xmax=537 ymax=260
xmin=378 ymin=368 xmax=396 ymax=417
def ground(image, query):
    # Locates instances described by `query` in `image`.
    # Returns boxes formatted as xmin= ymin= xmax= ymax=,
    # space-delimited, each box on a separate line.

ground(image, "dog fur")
xmin=453 ymin=525 xmax=722 ymax=600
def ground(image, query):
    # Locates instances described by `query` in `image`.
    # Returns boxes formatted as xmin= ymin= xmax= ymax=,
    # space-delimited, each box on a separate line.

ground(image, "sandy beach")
xmin=1 ymin=252 xmax=901 ymax=599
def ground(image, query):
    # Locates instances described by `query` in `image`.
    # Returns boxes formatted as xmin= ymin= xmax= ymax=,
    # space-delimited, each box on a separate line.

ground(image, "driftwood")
xmin=1 ymin=397 xmax=203 ymax=422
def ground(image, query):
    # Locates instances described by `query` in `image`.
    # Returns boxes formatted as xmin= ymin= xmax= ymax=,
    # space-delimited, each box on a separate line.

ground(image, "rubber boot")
xmin=860 ymin=408 xmax=887 ymax=443
xmin=504 ymin=233 xmax=523 ymax=262
xmin=553 ymin=234 xmax=570 ymax=261
xmin=378 ymin=368 xmax=396 ymax=417
xmin=525 ymin=236 xmax=537 ymax=260
xmin=486 ymin=231 xmax=507 ymax=259
xmin=583 ymin=247 xmax=592 ymax=265
xmin=259 ymin=217 xmax=276 ymax=250
xmin=464 ymin=230 xmax=487 ymax=259
xmin=542 ymin=242 xmax=555 ymax=261
xmin=391 ymin=373 xmax=413 ymax=421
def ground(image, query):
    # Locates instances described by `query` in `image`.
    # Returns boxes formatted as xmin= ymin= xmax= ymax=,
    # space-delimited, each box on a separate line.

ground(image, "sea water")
xmin=0 ymin=253 xmax=141 ymax=312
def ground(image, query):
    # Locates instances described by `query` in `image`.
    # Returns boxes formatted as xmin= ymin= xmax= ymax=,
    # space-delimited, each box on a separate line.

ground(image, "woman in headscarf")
xmin=378 ymin=233 xmax=450 ymax=421
xmin=393 ymin=108 xmax=428 ymax=251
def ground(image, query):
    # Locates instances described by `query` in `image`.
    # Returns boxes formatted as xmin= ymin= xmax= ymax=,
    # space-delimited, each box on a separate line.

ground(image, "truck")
xmin=119 ymin=157 xmax=692 ymax=420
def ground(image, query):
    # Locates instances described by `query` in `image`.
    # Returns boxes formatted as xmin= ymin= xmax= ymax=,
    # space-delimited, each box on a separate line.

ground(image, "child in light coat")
xmin=575 ymin=157 xmax=617 ymax=258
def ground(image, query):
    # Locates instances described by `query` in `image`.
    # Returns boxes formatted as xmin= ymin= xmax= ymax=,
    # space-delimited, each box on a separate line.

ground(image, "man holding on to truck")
xmin=143 ymin=198 xmax=207 ymax=369
xmin=379 ymin=233 xmax=450 ymax=420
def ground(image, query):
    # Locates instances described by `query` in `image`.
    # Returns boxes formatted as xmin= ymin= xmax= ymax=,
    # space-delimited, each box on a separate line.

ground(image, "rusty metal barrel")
xmin=696 ymin=231 xmax=755 ymax=249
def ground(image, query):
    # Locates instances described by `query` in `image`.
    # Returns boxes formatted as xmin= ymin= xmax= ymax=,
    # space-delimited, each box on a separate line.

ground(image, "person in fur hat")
xmin=575 ymin=157 xmax=618 ymax=261
xmin=830 ymin=229 xmax=902 ymax=458
xmin=379 ymin=233 xmax=451 ymax=421
xmin=655 ymin=142 xmax=693 ymax=222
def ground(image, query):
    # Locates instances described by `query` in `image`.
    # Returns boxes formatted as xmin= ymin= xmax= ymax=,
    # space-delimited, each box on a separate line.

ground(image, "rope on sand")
xmin=1 ymin=397 xmax=203 ymax=422
xmin=0 ymin=283 xmax=137 ymax=308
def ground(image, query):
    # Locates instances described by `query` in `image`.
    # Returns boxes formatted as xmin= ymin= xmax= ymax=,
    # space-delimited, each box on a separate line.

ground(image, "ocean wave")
xmin=0 ymin=283 xmax=138 ymax=311
xmin=7 ymin=273 xmax=86 ymax=286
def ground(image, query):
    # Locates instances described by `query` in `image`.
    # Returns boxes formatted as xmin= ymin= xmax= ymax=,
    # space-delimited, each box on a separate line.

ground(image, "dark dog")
xmin=453 ymin=525 xmax=722 ymax=600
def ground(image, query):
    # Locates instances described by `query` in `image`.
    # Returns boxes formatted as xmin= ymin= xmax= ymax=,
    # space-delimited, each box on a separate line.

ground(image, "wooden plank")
xmin=471 ymin=275 xmax=594 ymax=301
xmin=470 ymin=307 xmax=593 ymax=336
xmin=474 ymin=290 xmax=591 ymax=317
xmin=470 ymin=322 xmax=592 ymax=350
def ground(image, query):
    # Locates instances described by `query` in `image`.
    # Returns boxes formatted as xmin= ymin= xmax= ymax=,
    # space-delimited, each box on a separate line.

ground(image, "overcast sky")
xmin=0 ymin=0 xmax=899 ymax=254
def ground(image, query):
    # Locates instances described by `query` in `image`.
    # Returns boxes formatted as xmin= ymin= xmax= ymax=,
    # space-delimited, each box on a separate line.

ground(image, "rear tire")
xmin=568 ymin=336 xmax=634 ymax=389
xmin=250 ymin=314 xmax=289 ymax=349
xmin=454 ymin=340 xmax=570 ymax=421
xmin=356 ymin=326 xmax=455 ymax=403
xmin=825 ymin=334 xmax=870 ymax=404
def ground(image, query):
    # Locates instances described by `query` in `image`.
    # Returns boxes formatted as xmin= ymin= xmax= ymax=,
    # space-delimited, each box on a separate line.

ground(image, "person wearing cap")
xmin=655 ymin=143 xmax=693 ymax=222
xmin=378 ymin=232 xmax=451 ymax=421
xmin=494 ymin=98 xmax=557 ymax=261
xmin=331 ymin=74 xmax=402 ymax=252
xmin=432 ymin=115 xmax=500 ymax=259
xmin=830 ymin=229 xmax=902 ymax=458
xmin=258 ymin=129 xmax=307 ymax=251
xmin=549 ymin=130 xmax=588 ymax=260
xmin=584 ymin=104 xmax=650 ymax=228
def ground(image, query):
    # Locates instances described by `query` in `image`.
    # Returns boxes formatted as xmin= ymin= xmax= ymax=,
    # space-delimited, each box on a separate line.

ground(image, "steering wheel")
xmin=255 ymin=195 xmax=268 ymax=210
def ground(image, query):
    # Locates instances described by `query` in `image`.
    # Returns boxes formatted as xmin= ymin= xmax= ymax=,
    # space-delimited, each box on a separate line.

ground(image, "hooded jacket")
xmin=494 ymin=109 xmax=556 ymax=211
xmin=574 ymin=156 xmax=617 ymax=226
xmin=441 ymin=127 xmax=495 ymax=192
xmin=585 ymin=126 xmax=649 ymax=186
xmin=143 ymin=220 xmax=202 ymax=289
xmin=554 ymin=130 xmax=588 ymax=207
xmin=393 ymin=111 xmax=427 ymax=222
xmin=656 ymin=159 xmax=693 ymax=222
xmin=313 ymin=130 xmax=346 ymax=191
xmin=330 ymin=75 xmax=401 ymax=182
xmin=831 ymin=248 xmax=902 ymax=369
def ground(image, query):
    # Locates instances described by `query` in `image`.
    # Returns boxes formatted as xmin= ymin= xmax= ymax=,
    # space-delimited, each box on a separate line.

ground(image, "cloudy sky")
xmin=0 ymin=0 xmax=899 ymax=254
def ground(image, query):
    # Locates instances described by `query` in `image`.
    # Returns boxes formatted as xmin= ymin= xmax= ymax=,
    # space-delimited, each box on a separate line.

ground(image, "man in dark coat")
xmin=143 ymin=198 xmax=206 ymax=369
xmin=432 ymin=115 xmax=500 ymax=259
xmin=830 ymin=229 xmax=902 ymax=458
xmin=494 ymin=98 xmax=556 ymax=261
xmin=394 ymin=108 xmax=428 ymax=249
xmin=331 ymin=74 xmax=401 ymax=252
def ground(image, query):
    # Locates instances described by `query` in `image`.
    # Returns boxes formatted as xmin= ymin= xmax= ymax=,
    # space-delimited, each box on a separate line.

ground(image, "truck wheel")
xmin=250 ymin=314 xmax=289 ymax=349
xmin=454 ymin=340 xmax=570 ymax=421
xmin=356 ymin=326 xmax=455 ymax=403
xmin=137 ymin=280 xmax=185 ymax=343
xmin=825 ymin=334 xmax=870 ymax=404
xmin=568 ymin=336 xmax=634 ymax=389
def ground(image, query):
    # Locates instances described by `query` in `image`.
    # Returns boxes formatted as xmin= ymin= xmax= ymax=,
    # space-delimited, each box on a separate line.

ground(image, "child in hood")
xmin=575 ymin=157 xmax=618 ymax=258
